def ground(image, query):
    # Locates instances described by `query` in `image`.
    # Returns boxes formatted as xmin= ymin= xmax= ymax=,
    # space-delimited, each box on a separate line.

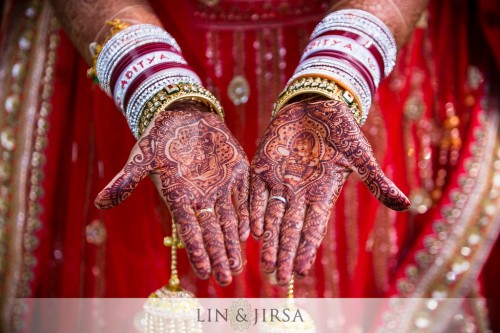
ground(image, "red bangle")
xmin=110 ymin=42 xmax=182 ymax=93
xmin=305 ymin=50 xmax=376 ymax=96
xmin=316 ymin=30 xmax=385 ymax=80
xmin=123 ymin=62 xmax=192 ymax=109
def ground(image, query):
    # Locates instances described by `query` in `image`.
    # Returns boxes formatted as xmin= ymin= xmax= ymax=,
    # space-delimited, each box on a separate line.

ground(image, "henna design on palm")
xmin=250 ymin=96 xmax=410 ymax=285
xmin=95 ymin=101 xmax=250 ymax=286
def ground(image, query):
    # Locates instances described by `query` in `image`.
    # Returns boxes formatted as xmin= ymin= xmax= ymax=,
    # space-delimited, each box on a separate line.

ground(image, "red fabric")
xmin=479 ymin=0 xmax=500 ymax=75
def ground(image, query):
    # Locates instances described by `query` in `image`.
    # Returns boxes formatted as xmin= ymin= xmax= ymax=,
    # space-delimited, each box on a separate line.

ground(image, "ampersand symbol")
xmin=236 ymin=308 xmax=249 ymax=322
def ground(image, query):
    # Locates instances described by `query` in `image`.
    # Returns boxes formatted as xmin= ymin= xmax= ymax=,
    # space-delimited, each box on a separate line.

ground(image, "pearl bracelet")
xmin=126 ymin=69 xmax=202 ymax=137
xmin=291 ymin=57 xmax=372 ymax=122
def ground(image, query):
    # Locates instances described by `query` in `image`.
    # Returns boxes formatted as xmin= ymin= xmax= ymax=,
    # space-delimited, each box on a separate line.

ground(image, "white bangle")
xmin=96 ymin=25 xmax=182 ymax=95
xmin=311 ymin=9 xmax=396 ymax=77
xmin=113 ymin=51 xmax=187 ymax=111
xmin=301 ymin=35 xmax=381 ymax=87
xmin=290 ymin=57 xmax=372 ymax=125
xmin=125 ymin=70 xmax=202 ymax=137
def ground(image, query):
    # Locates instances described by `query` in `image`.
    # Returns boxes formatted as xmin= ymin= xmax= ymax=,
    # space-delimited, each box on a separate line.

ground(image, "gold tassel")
xmin=143 ymin=220 xmax=202 ymax=333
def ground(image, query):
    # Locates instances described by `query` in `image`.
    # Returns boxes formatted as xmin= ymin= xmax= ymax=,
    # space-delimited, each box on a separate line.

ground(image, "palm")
xmin=95 ymin=102 xmax=250 ymax=286
xmin=250 ymin=97 xmax=409 ymax=285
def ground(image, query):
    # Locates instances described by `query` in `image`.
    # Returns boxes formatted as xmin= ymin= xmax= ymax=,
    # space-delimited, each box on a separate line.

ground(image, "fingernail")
xmin=215 ymin=272 xmax=232 ymax=286
xmin=94 ymin=195 xmax=110 ymax=210
xmin=391 ymin=194 xmax=411 ymax=211
xmin=261 ymin=259 xmax=276 ymax=273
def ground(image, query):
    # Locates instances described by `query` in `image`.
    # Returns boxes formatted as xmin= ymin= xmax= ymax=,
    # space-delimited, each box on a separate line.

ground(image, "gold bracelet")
xmin=87 ymin=19 xmax=129 ymax=81
xmin=272 ymin=77 xmax=363 ymax=125
xmin=137 ymin=82 xmax=225 ymax=136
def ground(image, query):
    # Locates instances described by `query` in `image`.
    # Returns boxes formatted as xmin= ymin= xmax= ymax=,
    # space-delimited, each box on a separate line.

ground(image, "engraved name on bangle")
xmin=301 ymin=35 xmax=381 ymax=87
xmin=96 ymin=25 xmax=182 ymax=95
xmin=311 ymin=9 xmax=396 ymax=76
xmin=113 ymin=51 xmax=187 ymax=110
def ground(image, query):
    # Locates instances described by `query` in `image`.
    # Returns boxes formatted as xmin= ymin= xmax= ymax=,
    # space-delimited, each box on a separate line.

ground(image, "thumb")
xmin=343 ymin=138 xmax=410 ymax=211
xmin=95 ymin=144 xmax=154 ymax=209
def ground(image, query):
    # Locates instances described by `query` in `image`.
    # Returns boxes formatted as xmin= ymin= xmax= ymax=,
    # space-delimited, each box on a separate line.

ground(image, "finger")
xmin=215 ymin=197 xmax=243 ymax=275
xmin=334 ymin=126 xmax=410 ymax=211
xmin=171 ymin=203 xmax=211 ymax=280
xmin=351 ymin=157 xmax=410 ymax=211
xmin=276 ymin=200 xmax=306 ymax=285
xmin=94 ymin=145 xmax=153 ymax=209
xmin=196 ymin=208 xmax=232 ymax=286
xmin=250 ymin=175 xmax=268 ymax=239
xmin=294 ymin=202 xmax=330 ymax=278
xmin=233 ymin=171 xmax=250 ymax=242
xmin=261 ymin=193 xmax=287 ymax=273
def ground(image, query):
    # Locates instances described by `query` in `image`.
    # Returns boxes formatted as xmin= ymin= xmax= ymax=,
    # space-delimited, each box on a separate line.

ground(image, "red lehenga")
xmin=1 ymin=0 xmax=500 ymax=331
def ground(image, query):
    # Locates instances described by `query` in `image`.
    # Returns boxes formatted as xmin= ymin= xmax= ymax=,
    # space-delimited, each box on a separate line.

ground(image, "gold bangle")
xmin=87 ymin=19 xmax=129 ymax=81
xmin=272 ymin=77 xmax=363 ymax=125
xmin=137 ymin=82 xmax=225 ymax=136
xmin=293 ymin=73 xmax=364 ymax=109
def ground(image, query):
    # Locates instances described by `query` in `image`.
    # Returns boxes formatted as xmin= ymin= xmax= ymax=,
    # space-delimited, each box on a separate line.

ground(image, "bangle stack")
xmin=138 ymin=82 xmax=224 ymax=137
xmin=88 ymin=20 xmax=223 ymax=138
xmin=279 ymin=9 xmax=397 ymax=126
xmin=273 ymin=77 xmax=362 ymax=123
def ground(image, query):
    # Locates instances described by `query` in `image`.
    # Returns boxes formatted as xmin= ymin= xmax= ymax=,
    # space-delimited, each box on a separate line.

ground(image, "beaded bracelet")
xmin=289 ymin=58 xmax=372 ymax=123
xmin=273 ymin=77 xmax=362 ymax=125
xmin=137 ymin=82 xmax=224 ymax=137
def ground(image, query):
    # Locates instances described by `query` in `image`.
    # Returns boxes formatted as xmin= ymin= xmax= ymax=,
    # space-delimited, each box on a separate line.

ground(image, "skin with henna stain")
xmin=95 ymin=101 xmax=250 ymax=286
xmin=250 ymin=96 xmax=410 ymax=285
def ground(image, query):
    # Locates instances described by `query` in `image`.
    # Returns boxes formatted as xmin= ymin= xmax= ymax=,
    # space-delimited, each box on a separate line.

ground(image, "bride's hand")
xmin=95 ymin=101 xmax=250 ymax=286
xmin=250 ymin=96 xmax=410 ymax=285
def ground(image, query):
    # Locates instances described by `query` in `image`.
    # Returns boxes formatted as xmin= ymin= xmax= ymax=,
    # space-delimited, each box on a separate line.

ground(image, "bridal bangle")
xmin=280 ymin=9 xmax=397 ymax=126
xmin=88 ymin=20 xmax=221 ymax=138
xmin=273 ymin=77 xmax=362 ymax=124
xmin=137 ymin=82 xmax=224 ymax=136
xmin=87 ymin=18 xmax=129 ymax=81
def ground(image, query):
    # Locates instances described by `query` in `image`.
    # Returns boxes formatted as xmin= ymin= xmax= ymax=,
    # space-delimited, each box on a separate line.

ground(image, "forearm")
xmin=330 ymin=0 xmax=430 ymax=49
xmin=49 ymin=0 xmax=162 ymax=63
xmin=50 ymin=0 xmax=220 ymax=138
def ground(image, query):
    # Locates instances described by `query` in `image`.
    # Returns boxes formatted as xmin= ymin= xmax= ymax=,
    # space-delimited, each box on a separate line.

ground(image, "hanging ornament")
xmin=143 ymin=220 xmax=203 ymax=333
xmin=258 ymin=276 xmax=316 ymax=333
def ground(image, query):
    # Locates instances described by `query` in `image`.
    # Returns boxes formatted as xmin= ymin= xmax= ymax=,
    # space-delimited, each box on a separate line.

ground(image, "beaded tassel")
xmin=143 ymin=219 xmax=202 ymax=333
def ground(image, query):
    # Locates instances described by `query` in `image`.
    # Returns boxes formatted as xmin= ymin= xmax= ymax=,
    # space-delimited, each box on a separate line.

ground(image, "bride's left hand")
xmin=250 ymin=96 xmax=410 ymax=285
